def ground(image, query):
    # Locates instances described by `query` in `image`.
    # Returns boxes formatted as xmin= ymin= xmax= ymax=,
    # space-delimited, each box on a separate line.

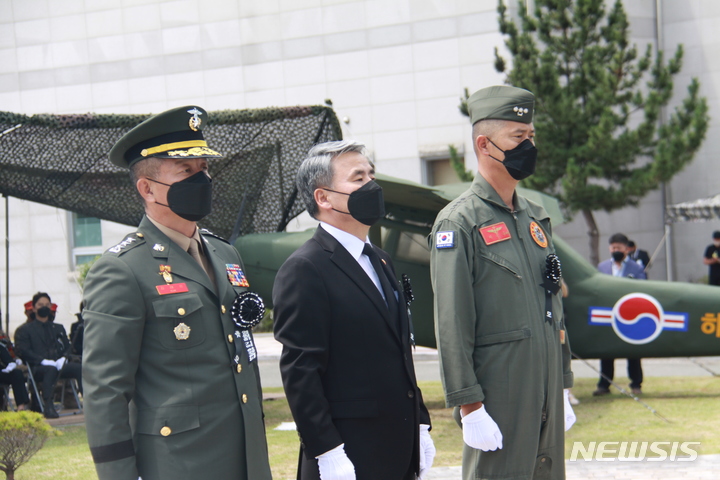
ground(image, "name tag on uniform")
xmin=479 ymin=222 xmax=511 ymax=245
xmin=156 ymin=283 xmax=189 ymax=295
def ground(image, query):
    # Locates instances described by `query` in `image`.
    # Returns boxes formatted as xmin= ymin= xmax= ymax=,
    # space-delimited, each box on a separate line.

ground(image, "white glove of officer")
xmin=1 ymin=362 xmax=16 ymax=373
xmin=15 ymin=358 xmax=22 ymax=366
xmin=40 ymin=359 xmax=56 ymax=367
xmin=563 ymin=389 xmax=576 ymax=431
xmin=461 ymin=404 xmax=503 ymax=451
xmin=418 ymin=424 xmax=436 ymax=479
xmin=55 ymin=357 xmax=67 ymax=371
xmin=316 ymin=443 xmax=356 ymax=480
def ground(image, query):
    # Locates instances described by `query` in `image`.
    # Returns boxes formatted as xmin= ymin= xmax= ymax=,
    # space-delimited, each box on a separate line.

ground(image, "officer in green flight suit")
xmin=82 ymin=106 xmax=272 ymax=480
xmin=430 ymin=86 xmax=576 ymax=480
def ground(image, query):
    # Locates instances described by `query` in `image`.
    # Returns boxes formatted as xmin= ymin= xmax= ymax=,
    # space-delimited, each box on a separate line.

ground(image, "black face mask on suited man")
xmin=323 ymin=180 xmax=386 ymax=226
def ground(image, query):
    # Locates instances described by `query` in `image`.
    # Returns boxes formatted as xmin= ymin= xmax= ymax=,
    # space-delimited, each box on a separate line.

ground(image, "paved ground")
xmin=255 ymin=333 xmax=720 ymax=480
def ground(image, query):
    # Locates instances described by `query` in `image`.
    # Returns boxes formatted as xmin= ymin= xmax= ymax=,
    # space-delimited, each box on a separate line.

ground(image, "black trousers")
xmin=32 ymin=363 xmax=83 ymax=403
xmin=0 ymin=369 xmax=30 ymax=406
xmin=597 ymin=358 xmax=643 ymax=389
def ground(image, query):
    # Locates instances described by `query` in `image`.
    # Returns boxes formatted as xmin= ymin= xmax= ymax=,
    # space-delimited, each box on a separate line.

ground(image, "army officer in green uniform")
xmin=430 ymin=86 xmax=576 ymax=480
xmin=82 ymin=106 xmax=272 ymax=480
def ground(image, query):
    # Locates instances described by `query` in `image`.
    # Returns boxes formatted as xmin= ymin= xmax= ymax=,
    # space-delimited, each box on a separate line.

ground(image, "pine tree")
xmin=483 ymin=0 xmax=709 ymax=266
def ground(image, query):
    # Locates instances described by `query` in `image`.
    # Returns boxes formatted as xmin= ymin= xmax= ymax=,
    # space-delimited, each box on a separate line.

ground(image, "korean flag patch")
xmin=435 ymin=231 xmax=455 ymax=249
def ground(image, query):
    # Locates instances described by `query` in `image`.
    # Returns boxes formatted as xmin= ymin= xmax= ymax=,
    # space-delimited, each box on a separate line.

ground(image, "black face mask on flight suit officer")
xmin=488 ymin=138 xmax=538 ymax=181
xmin=149 ymin=170 xmax=213 ymax=222
xmin=323 ymin=180 xmax=386 ymax=226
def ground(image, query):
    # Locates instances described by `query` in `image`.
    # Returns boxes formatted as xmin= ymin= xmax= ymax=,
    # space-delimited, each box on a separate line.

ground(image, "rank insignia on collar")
xmin=174 ymin=322 xmax=191 ymax=340
xmin=159 ymin=264 xmax=173 ymax=284
xmin=479 ymin=222 xmax=511 ymax=245
xmin=153 ymin=244 xmax=165 ymax=252
xmin=226 ymin=264 xmax=250 ymax=287
xmin=530 ymin=221 xmax=548 ymax=248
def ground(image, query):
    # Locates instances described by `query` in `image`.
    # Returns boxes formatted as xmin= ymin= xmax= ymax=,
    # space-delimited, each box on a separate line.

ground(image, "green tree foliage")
xmin=489 ymin=0 xmax=709 ymax=264
xmin=0 ymin=411 xmax=53 ymax=480
xmin=449 ymin=144 xmax=474 ymax=182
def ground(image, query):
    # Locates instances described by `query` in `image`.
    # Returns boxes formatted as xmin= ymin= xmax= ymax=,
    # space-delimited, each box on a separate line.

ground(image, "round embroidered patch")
xmin=529 ymin=221 xmax=548 ymax=248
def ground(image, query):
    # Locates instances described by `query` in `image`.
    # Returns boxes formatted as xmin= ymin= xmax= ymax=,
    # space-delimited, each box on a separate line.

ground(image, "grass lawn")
xmin=10 ymin=377 xmax=720 ymax=479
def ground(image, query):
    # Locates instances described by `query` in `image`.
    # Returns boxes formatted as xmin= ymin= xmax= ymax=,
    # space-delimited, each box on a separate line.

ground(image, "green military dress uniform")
xmin=82 ymin=105 xmax=271 ymax=480
xmin=430 ymin=173 xmax=573 ymax=480
xmin=83 ymin=217 xmax=271 ymax=480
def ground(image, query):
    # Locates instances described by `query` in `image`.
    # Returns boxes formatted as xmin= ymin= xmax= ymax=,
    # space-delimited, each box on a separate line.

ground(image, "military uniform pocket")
xmin=480 ymin=252 xmax=523 ymax=279
xmin=152 ymin=293 xmax=206 ymax=349
xmin=476 ymin=327 xmax=532 ymax=346
xmin=136 ymin=404 xmax=200 ymax=436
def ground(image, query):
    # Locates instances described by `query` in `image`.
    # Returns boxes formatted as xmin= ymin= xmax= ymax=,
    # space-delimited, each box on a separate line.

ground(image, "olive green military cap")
xmin=108 ymin=105 xmax=222 ymax=168
xmin=467 ymin=85 xmax=535 ymax=125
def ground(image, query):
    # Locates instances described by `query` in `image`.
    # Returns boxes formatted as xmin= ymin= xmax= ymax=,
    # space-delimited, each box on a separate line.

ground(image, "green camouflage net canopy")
xmin=0 ymin=106 xmax=341 ymax=240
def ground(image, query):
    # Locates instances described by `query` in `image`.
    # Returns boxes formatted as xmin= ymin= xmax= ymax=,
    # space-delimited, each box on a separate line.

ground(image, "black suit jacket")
xmin=273 ymin=226 xmax=430 ymax=480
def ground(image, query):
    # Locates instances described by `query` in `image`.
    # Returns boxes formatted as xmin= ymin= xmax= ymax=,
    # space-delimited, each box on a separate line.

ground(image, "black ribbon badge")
xmin=230 ymin=292 xmax=265 ymax=364
xmin=540 ymin=254 xmax=562 ymax=326
xmin=402 ymin=273 xmax=416 ymax=347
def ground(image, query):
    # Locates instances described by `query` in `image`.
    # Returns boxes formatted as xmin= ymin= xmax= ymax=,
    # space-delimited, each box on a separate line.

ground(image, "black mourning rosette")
xmin=402 ymin=273 xmax=414 ymax=306
xmin=231 ymin=291 xmax=265 ymax=330
xmin=545 ymin=253 xmax=562 ymax=289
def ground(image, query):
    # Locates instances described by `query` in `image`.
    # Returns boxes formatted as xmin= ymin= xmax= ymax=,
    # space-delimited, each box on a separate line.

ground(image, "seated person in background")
xmin=69 ymin=301 xmax=85 ymax=357
xmin=1 ymin=341 xmax=30 ymax=411
xmin=14 ymin=292 xmax=82 ymax=418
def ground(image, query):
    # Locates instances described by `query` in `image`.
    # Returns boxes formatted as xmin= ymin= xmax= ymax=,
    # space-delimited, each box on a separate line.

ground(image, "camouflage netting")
xmin=0 ymin=106 xmax=341 ymax=239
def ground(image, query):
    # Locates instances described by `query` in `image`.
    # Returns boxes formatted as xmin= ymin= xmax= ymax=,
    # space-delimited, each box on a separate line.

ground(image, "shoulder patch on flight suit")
xmin=435 ymin=231 xmax=456 ymax=249
xmin=479 ymin=222 xmax=511 ymax=245
xmin=199 ymin=228 xmax=230 ymax=244
xmin=106 ymin=233 xmax=144 ymax=255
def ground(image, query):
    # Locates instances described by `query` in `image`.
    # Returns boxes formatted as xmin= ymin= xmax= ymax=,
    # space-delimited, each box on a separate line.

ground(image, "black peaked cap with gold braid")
xmin=108 ymin=105 xmax=223 ymax=168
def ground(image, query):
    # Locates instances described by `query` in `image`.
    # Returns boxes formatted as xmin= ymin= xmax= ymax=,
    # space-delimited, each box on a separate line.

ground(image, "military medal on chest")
xmin=226 ymin=264 xmax=250 ymax=287
xmin=173 ymin=322 xmax=191 ymax=340
xmin=155 ymin=264 xmax=190 ymax=296
xmin=159 ymin=264 xmax=173 ymax=283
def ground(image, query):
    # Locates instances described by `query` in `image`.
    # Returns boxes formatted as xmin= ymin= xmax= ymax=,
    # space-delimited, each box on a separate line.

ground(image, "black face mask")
xmin=323 ymin=180 xmax=386 ymax=226
xmin=488 ymin=138 xmax=538 ymax=180
xmin=36 ymin=306 xmax=51 ymax=318
xmin=150 ymin=171 xmax=213 ymax=222
xmin=612 ymin=251 xmax=626 ymax=263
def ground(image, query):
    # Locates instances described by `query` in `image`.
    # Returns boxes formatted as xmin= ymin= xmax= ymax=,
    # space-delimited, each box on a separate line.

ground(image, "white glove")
xmin=316 ymin=444 xmax=355 ymax=480
xmin=461 ymin=404 xmax=503 ymax=451
xmin=563 ymin=389 xmax=576 ymax=431
xmin=418 ymin=424 xmax=436 ymax=479
xmin=14 ymin=358 xmax=22 ymax=366
xmin=40 ymin=359 xmax=56 ymax=367
xmin=55 ymin=357 xmax=67 ymax=371
xmin=2 ymin=362 xmax=16 ymax=373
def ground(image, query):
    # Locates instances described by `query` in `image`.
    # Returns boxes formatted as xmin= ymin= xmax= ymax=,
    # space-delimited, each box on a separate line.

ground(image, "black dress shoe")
xmin=44 ymin=402 xmax=59 ymax=419
xmin=592 ymin=388 xmax=611 ymax=396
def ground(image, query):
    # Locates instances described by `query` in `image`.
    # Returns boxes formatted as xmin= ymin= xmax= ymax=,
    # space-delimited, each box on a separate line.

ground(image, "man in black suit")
xmin=273 ymin=140 xmax=435 ymax=480
xmin=627 ymin=240 xmax=651 ymax=275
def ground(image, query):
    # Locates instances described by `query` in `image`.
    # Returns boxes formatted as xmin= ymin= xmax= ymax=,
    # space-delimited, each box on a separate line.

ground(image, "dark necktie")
xmin=363 ymin=244 xmax=399 ymax=321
